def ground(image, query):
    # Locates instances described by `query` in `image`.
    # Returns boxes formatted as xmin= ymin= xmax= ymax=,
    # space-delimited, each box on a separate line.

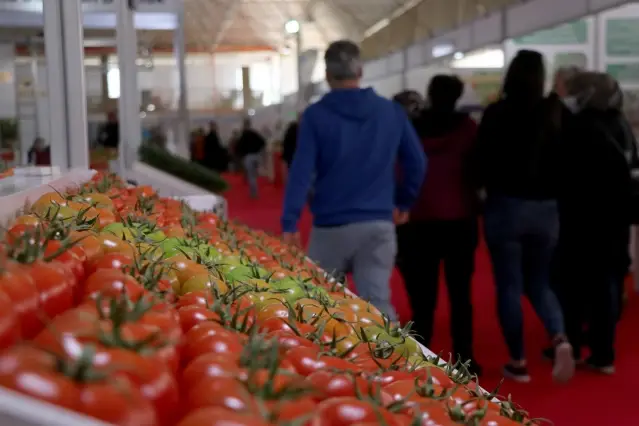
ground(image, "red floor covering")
xmin=223 ymin=173 xmax=637 ymax=426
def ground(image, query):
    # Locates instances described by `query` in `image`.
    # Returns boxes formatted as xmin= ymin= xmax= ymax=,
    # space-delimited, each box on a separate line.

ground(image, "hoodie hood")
xmin=318 ymin=87 xmax=378 ymax=120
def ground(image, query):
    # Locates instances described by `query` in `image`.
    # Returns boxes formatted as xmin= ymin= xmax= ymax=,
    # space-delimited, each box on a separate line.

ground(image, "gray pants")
xmin=308 ymin=220 xmax=397 ymax=320
xmin=243 ymin=153 xmax=261 ymax=198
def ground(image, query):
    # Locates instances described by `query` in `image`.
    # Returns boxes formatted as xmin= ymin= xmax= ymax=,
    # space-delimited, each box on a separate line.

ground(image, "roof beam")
xmin=211 ymin=0 xmax=243 ymax=49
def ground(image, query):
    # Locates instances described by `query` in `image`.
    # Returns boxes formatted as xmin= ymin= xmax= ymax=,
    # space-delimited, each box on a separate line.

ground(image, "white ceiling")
xmin=148 ymin=0 xmax=417 ymax=51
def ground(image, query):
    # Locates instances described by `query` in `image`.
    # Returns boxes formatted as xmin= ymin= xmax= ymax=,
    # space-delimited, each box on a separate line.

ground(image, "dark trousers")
xmin=556 ymin=235 xmax=625 ymax=365
xmin=484 ymin=196 xmax=565 ymax=361
xmin=396 ymin=218 xmax=478 ymax=360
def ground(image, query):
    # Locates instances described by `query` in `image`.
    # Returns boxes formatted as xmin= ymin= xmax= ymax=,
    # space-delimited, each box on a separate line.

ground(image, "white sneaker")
xmin=553 ymin=342 xmax=576 ymax=383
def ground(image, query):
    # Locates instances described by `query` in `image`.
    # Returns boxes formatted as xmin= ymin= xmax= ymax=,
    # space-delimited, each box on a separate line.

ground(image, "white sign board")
xmin=0 ymin=0 xmax=175 ymax=13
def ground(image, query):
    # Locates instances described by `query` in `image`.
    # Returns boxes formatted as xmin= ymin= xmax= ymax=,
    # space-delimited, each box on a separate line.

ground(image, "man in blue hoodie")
xmin=281 ymin=40 xmax=427 ymax=320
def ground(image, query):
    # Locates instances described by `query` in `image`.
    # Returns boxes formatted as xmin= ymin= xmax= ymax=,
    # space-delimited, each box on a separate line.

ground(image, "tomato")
xmin=181 ymin=353 xmax=243 ymax=390
xmin=0 ymin=266 xmax=40 ymax=338
xmin=177 ymin=407 xmax=269 ymax=426
xmin=307 ymin=371 xmax=392 ymax=405
xmin=43 ymin=240 xmax=85 ymax=284
xmin=12 ymin=214 xmax=40 ymax=227
xmin=177 ymin=305 xmax=221 ymax=333
xmin=83 ymin=269 xmax=146 ymax=301
xmin=0 ymin=288 xmax=19 ymax=349
xmin=184 ymin=376 xmax=258 ymax=414
xmin=91 ymin=347 xmax=179 ymax=425
xmin=270 ymin=397 xmax=317 ymax=424
xmin=181 ymin=322 xmax=244 ymax=365
xmin=181 ymin=274 xmax=228 ymax=296
xmin=86 ymin=252 xmax=134 ymax=275
xmin=285 ymin=347 xmax=360 ymax=376
xmin=176 ymin=290 xmax=216 ymax=309
xmin=70 ymin=231 xmax=103 ymax=262
xmin=96 ymin=232 xmax=136 ymax=257
xmin=6 ymin=223 xmax=36 ymax=244
xmin=265 ymin=330 xmax=318 ymax=353
xmin=310 ymin=397 xmax=398 ymax=426
xmin=19 ymin=260 xmax=75 ymax=321
xmin=76 ymin=192 xmax=114 ymax=209
xmin=166 ymin=255 xmax=210 ymax=284
xmin=0 ymin=345 xmax=158 ymax=426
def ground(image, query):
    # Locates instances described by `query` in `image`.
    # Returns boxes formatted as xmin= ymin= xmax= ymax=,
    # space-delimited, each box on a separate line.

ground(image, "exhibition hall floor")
xmin=224 ymin=174 xmax=637 ymax=426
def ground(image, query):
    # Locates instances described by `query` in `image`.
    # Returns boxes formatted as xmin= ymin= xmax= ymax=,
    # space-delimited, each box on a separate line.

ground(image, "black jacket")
xmin=281 ymin=122 xmax=298 ymax=166
xmin=235 ymin=129 xmax=266 ymax=158
xmin=99 ymin=122 xmax=119 ymax=149
xmin=475 ymin=97 xmax=561 ymax=200
xmin=204 ymin=131 xmax=229 ymax=172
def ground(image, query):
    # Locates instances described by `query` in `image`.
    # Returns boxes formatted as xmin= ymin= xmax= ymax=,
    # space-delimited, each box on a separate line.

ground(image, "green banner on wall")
xmin=514 ymin=19 xmax=588 ymax=45
xmin=606 ymin=63 xmax=639 ymax=83
xmin=606 ymin=18 xmax=639 ymax=56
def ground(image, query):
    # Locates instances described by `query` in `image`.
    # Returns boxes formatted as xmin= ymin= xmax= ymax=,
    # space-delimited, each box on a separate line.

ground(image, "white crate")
xmin=177 ymin=194 xmax=228 ymax=219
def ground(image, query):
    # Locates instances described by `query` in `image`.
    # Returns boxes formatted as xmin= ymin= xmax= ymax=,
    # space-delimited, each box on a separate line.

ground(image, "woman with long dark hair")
xmin=394 ymin=78 xmax=482 ymax=375
xmin=475 ymin=50 xmax=574 ymax=383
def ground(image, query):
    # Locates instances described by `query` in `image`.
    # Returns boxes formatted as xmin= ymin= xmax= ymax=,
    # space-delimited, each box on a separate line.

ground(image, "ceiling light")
xmin=285 ymin=19 xmax=300 ymax=34
xmin=453 ymin=52 xmax=464 ymax=60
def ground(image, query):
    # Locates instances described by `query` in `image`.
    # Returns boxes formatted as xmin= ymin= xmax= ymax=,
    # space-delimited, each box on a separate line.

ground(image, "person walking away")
xmin=281 ymin=115 xmax=300 ymax=170
xmin=98 ymin=111 xmax=120 ymax=150
xmin=204 ymin=121 xmax=229 ymax=172
xmin=236 ymin=118 xmax=266 ymax=198
xmin=190 ymin=128 xmax=206 ymax=165
xmin=555 ymin=72 xmax=636 ymax=374
xmin=281 ymin=40 xmax=426 ymax=320
xmin=27 ymin=137 xmax=51 ymax=165
xmin=475 ymin=49 xmax=574 ymax=383
xmin=395 ymin=75 xmax=482 ymax=375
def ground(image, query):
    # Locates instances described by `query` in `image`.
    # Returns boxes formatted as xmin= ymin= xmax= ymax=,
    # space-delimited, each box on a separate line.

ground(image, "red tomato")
xmin=18 ymin=260 xmax=75 ymax=321
xmin=178 ymin=305 xmax=222 ymax=333
xmin=264 ymin=330 xmax=317 ymax=353
xmin=0 ymin=266 xmax=40 ymax=338
xmin=86 ymin=252 xmax=134 ymax=275
xmin=310 ymin=397 xmax=398 ymax=426
xmin=83 ymin=269 xmax=146 ymax=301
xmin=181 ymin=322 xmax=244 ymax=366
xmin=184 ymin=376 xmax=258 ymax=414
xmin=177 ymin=407 xmax=269 ymax=426
xmin=270 ymin=397 xmax=317 ymax=424
xmin=176 ymin=290 xmax=215 ymax=309
xmin=306 ymin=371 xmax=392 ymax=404
xmin=181 ymin=353 xmax=243 ymax=391
xmin=0 ymin=288 xmax=19 ymax=349
xmin=0 ymin=345 xmax=158 ymax=426
xmin=285 ymin=347 xmax=361 ymax=376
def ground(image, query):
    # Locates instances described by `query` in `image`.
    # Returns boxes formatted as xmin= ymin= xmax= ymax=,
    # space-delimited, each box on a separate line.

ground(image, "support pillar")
xmin=174 ymin=1 xmax=189 ymax=157
xmin=100 ymin=54 xmax=109 ymax=106
xmin=116 ymin=0 xmax=141 ymax=172
xmin=295 ymin=29 xmax=302 ymax=108
xmin=241 ymin=66 xmax=251 ymax=110
xmin=43 ymin=0 xmax=89 ymax=170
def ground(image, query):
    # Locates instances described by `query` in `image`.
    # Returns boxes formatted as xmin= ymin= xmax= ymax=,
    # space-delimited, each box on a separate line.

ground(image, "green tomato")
xmin=361 ymin=325 xmax=420 ymax=356
xmin=103 ymin=223 xmax=139 ymax=241
xmin=159 ymin=237 xmax=182 ymax=258
xmin=270 ymin=280 xmax=305 ymax=302
xmin=144 ymin=229 xmax=166 ymax=242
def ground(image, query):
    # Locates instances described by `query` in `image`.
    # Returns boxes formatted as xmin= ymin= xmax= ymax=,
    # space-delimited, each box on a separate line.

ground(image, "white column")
xmin=116 ymin=0 xmax=141 ymax=172
xmin=295 ymin=29 xmax=302 ymax=107
xmin=43 ymin=0 xmax=69 ymax=169
xmin=61 ymin=0 xmax=89 ymax=169
xmin=174 ymin=1 xmax=190 ymax=157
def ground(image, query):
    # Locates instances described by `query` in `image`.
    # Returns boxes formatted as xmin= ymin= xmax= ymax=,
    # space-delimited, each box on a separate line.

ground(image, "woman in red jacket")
xmin=395 ymin=75 xmax=481 ymax=375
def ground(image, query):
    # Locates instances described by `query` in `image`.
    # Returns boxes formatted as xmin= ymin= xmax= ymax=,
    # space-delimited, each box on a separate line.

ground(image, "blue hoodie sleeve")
xmin=281 ymin=110 xmax=316 ymax=233
xmin=395 ymin=109 xmax=427 ymax=212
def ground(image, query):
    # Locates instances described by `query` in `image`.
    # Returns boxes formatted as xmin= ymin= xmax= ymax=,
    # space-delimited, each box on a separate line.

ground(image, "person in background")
xmin=554 ymin=72 xmax=636 ymax=375
xmin=281 ymin=40 xmax=426 ymax=320
xmin=27 ymin=137 xmax=50 ymax=165
xmin=204 ymin=121 xmax=229 ymax=173
xmin=392 ymin=90 xmax=424 ymax=122
xmin=395 ymin=75 xmax=481 ymax=375
xmin=98 ymin=111 xmax=119 ymax=150
xmin=190 ymin=128 xmax=206 ymax=165
xmin=475 ymin=49 xmax=574 ymax=383
xmin=281 ymin=114 xmax=300 ymax=170
xmin=236 ymin=118 xmax=267 ymax=198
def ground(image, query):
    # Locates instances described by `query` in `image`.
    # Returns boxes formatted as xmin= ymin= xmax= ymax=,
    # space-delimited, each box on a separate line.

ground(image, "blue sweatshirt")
xmin=281 ymin=87 xmax=427 ymax=233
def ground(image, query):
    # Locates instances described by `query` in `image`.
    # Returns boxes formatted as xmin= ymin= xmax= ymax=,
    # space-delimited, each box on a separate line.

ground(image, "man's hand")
xmin=282 ymin=232 xmax=301 ymax=247
xmin=393 ymin=209 xmax=410 ymax=225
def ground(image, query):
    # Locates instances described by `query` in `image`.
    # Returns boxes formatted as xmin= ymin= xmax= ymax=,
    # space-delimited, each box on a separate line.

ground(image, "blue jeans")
xmin=484 ymin=196 xmax=565 ymax=361
xmin=242 ymin=153 xmax=261 ymax=198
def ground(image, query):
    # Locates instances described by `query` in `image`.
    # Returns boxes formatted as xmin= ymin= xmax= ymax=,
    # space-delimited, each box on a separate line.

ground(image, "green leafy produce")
xmin=138 ymin=143 xmax=228 ymax=193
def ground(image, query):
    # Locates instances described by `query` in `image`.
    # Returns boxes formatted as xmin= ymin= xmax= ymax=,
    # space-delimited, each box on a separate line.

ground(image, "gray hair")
xmin=567 ymin=71 xmax=622 ymax=111
xmin=555 ymin=66 xmax=581 ymax=83
xmin=325 ymin=40 xmax=362 ymax=81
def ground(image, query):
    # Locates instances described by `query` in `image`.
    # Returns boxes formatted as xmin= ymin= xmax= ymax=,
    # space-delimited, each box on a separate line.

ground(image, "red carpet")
xmin=224 ymin=174 xmax=638 ymax=426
